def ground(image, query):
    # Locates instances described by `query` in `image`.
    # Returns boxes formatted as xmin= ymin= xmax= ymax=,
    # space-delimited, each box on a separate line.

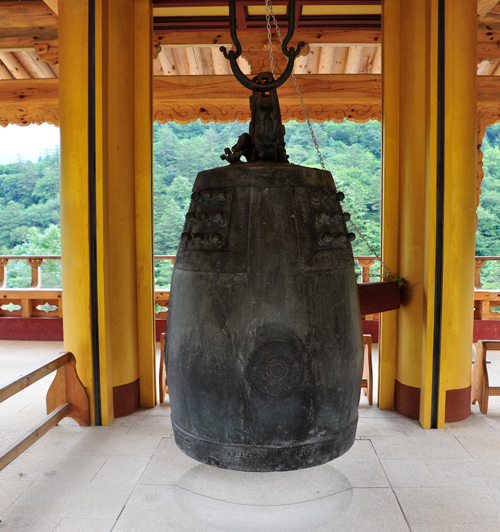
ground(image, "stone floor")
xmin=2 ymin=339 xmax=500 ymax=531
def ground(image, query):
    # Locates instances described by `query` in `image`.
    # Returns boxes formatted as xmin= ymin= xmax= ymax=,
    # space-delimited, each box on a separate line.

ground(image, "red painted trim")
xmin=1 ymin=317 xmax=498 ymax=347
xmin=0 ymin=317 xmax=63 ymax=341
xmin=395 ymin=379 xmax=420 ymax=420
xmin=473 ymin=320 xmax=500 ymax=343
xmin=445 ymin=386 xmax=471 ymax=423
xmin=362 ymin=320 xmax=379 ymax=342
xmin=113 ymin=379 xmax=140 ymax=418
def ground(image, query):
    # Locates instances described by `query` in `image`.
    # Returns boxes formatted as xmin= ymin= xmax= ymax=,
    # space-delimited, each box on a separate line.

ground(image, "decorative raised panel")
xmin=0 ymin=106 xmax=59 ymax=127
xmin=153 ymin=101 xmax=382 ymax=125
xmin=477 ymin=42 xmax=500 ymax=61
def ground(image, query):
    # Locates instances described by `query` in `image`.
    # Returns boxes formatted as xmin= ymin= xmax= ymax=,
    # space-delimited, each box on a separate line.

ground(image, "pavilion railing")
xmin=1 ymin=255 xmax=499 ymax=320
xmin=0 ymin=351 xmax=89 ymax=471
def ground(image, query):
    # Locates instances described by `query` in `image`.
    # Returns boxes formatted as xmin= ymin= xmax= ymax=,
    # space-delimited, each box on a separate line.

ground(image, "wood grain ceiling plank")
xmin=0 ymin=61 xmax=14 ymax=80
xmin=185 ymin=47 xmax=204 ymax=75
xmin=42 ymin=0 xmax=58 ymax=15
xmin=478 ymin=60 xmax=494 ymax=75
xmin=210 ymin=46 xmax=231 ymax=75
xmin=371 ymin=46 xmax=382 ymax=74
xmin=171 ymin=48 xmax=189 ymax=75
xmin=318 ymin=46 xmax=336 ymax=74
xmin=478 ymin=0 xmax=500 ymax=19
xmin=236 ymin=55 xmax=251 ymax=75
xmin=0 ymin=52 xmax=31 ymax=79
xmin=293 ymin=51 xmax=309 ymax=74
xmin=305 ymin=47 xmax=321 ymax=74
xmin=20 ymin=51 xmax=56 ymax=78
xmin=345 ymin=46 xmax=364 ymax=74
xmin=200 ymin=47 xmax=215 ymax=76
xmin=332 ymin=46 xmax=349 ymax=74
xmin=359 ymin=47 xmax=377 ymax=74
xmin=158 ymin=48 xmax=178 ymax=75
xmin=483 ymin=59 xmax=500 ymax=75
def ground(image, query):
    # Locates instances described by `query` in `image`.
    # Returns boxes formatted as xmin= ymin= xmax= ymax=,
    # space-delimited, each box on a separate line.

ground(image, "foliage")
xmin=6 ymin=224 xmax=61 ymax=288
xmin=2 ymin=121 xmax=500 ymax=289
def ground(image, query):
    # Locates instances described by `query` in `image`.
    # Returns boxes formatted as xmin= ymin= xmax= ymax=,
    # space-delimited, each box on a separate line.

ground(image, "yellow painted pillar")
xmin=433 ymin=0 xmax=477 ymax=426
xmin=381 ymin=0 xmax=476 ymax=426
xmin=59 ymin=0 xmax=155 ymax=425
xmin=59 ymin=0 xmax=94 ymax=419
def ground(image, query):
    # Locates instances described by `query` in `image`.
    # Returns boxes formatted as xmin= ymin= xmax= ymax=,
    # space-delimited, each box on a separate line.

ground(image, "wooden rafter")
xmin=478 ymin=0 xmax=500 ymax=20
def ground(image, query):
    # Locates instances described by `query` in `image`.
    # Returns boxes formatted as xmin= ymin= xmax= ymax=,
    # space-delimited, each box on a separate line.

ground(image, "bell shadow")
xmin=174 ymin=462 xmax=353 ymax=532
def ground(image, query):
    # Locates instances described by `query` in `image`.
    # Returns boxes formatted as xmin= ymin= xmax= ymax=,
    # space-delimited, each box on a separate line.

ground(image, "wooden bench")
xmin=472 ymin=340 xmax=500 ymax=414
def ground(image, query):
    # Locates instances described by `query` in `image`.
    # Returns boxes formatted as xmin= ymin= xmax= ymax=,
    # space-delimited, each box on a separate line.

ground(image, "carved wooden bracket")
xmin=34 ymin=43 xmax=59 ymax=65
xmin=46 ymin=353 xmax=89 ymax=427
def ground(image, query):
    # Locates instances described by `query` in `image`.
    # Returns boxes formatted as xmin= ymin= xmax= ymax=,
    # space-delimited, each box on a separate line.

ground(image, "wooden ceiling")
xmin=0 ymin=0 xmax=499 ymax=80
xmin=0 ymin=1 xmax=500 ymax=127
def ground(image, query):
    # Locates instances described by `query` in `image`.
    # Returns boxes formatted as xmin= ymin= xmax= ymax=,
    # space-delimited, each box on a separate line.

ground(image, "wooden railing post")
xmin=475 ymin=258 xmax=488 ymax=289
xmin=357 ymin=258 xmax=376 ymax=283
xmin=0 ymin=258 xmax=8 ymax=289
xmin=27 ymin=258 xmax=44 ymax=289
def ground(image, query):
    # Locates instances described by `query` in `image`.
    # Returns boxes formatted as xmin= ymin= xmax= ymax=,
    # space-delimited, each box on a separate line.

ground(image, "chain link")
xmin=263 ymin=0 xmax=397 ymax=281
xmin=264 ymin=0 xmax=275 ymax=77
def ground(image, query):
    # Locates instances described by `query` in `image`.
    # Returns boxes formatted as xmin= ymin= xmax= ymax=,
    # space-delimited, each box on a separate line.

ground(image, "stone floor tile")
xmin=0 ymin=479 xmax=33 ymax=513
xmin=409 ymin=525 xmax=467 ymax=531
xmin=125 ymin=413 xmax=174 ymax=436
xmin=115 ymin=484 xmax=408 ymax=532
xmin=112 ymin=485 xmax=214 ymax=532
xmin=424 ymin=458 xmax=500 ymax=488
xmin=2 ymin=478 xmax=134 ymax=520
xmin=138 ymin=436 xmax=200 ymax=486
xmin=53 ymin=517 xmax=116 ymax=532
xmin=454 ymin=434 xmax=500 ymax=459
xmin=370 ymin=434 xmax=471 ymax=460
xmin=395 ymin=487 xmax=500 ymax=526
xmin=0 ymin=429 xmax=26 ymax=450
xmin=381 ymin=459 xmax=438 ymax=488
xmin=333 ymin=439 xmax=389 ymax=487
xmin=0 ymin=516 xmax=60 ymax=532
xmin=357 ymin=416 xmax=407 ymax=437
xmin=91 ymin=456 xmax=151 ymax=485
xmin=174 ymin=461 xmax=352 ymax=506
xmin=463 ymin=525 xmax=500 ymax=531
xmin=1 ymin=452 xmax=107 ymax=484
xmin=444 ymin=414 xmax=497 ymax=435
xmin=27 ymin=428 xmax=163 ymax=458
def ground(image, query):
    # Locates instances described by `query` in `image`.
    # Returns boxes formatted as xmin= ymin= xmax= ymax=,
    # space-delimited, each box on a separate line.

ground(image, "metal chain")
xmin=264 ymin=0 xmax=275 ymax=77
xmin=263 ymin=0 xmax=398 ymax=281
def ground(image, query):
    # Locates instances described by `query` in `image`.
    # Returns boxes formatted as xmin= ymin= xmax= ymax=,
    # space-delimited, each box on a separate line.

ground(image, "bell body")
xmin=166 ymin=163 xmax=363 ymax=472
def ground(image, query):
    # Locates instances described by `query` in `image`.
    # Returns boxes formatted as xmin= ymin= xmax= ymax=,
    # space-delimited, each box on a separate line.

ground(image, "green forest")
xmin=1 ymin=120 xmax=500 ymax=288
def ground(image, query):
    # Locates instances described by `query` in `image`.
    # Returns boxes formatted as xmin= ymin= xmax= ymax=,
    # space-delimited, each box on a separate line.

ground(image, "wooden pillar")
xmin=59 ymin=0 xmax=155 ymax=425
xmin=380 ymin=0 xmax=476 ymax=427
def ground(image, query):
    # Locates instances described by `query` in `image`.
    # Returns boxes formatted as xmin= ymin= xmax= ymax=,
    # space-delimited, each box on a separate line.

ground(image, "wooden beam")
xmin=152 ymin=74 xmax=382 ymax=124
xmin=154 ymin=29 xmax=382 ymax=48
xmin=0 ymin=78 xmax=59 ymax=126
xmin=0 ymin=1 xmax=58 ymax=51
xmin=1 ymin=75 xmax=500 ymax=127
